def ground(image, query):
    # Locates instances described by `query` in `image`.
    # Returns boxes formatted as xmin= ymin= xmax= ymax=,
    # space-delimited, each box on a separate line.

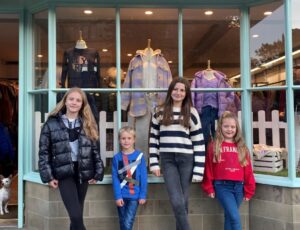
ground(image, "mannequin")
xmin=191 ymin=60 xmax=234 ymax=145
xmin=203 ymin=60 xmax=216 ymax=81
xmin=121 ymin=39 xmax=172 ymax=158
xmin=75 ymin=31 xmax=88 ymax=49
xmin=60 ymin=31 xmax=101 ymax=122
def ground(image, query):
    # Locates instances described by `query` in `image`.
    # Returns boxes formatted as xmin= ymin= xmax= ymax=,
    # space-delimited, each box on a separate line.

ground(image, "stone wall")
xmin=250 ymin=184 xmax=300 ymax=230
xmin=25 ymin=181 xmax=249 ymax=230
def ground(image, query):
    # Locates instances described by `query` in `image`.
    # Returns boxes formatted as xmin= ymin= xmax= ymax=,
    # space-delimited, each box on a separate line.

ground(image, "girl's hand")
xmin=244 ymin=197 xmax=250 ymax=201
xmin=152 ymin=169 xmax=161 ymax=177
xmin=49 ymin=179 xmax=58 ymax=189
xmin=139 ymin=199 xmax=146 ymax=205
xmin=116 ymin=199 xmax=124 ymax=207
xmin=88 ymin=179 xmax=97 ymax=184
xmin=208 ymin=193 xmax=215 ymax=198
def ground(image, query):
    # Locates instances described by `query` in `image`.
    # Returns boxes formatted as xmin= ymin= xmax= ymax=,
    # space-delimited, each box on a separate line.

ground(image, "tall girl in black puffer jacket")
xmin=38 ymin=87 xmax=104 ymax=230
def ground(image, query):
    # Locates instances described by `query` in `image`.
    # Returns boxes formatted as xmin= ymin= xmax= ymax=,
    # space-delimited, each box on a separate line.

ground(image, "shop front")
xmin=0 ymin=0 xmax=300 ymax=229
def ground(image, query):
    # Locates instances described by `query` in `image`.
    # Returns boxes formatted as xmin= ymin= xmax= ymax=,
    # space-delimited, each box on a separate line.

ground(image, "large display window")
xmin=10 ymin=0 xmax=294 ymax=186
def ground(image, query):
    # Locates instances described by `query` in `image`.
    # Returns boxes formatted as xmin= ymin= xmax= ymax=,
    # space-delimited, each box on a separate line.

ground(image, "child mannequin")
xmin=202 ymin=111 xmax=256 ymax=230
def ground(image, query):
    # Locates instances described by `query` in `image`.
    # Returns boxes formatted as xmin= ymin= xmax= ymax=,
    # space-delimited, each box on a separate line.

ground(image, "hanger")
xmin=75 ymin=31 xmax=87 ymax=49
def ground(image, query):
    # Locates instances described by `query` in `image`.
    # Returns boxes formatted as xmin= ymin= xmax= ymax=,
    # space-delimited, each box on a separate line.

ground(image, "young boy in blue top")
xmin=112 ymin=126 xmax=147 ymax=230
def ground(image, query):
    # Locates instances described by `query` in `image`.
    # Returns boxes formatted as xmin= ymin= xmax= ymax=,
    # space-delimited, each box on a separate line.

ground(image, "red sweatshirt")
xmin=201 ymin=141 xmax=256 ymax=199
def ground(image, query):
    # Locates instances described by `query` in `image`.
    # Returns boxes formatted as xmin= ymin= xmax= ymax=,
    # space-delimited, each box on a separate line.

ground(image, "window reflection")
xmin=251 ymin=90 xmax=288 ymax=176
xmin=183 ymin=9 xmax=240 ymax=87
xmin=33 ymin=11 xmax=48 ymax=89
xmin=250 ymin=1 xmax=285 ymax=87
xmin=33 ymin=93 xmax=49 ymax=171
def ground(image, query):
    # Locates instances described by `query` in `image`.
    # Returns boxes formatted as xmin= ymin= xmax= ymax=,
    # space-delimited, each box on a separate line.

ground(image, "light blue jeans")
xmin=161 ymin=152 xmax=194 ymax=230
xmin=214 ymin=180 xmax=244 ymax=230
xmin=117 ymin=199 xmax=139 ymax=230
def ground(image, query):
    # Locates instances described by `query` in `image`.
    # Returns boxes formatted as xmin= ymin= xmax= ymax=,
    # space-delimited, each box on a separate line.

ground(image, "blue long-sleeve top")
xmin=112 ymin=150 xmax=148 ymax=200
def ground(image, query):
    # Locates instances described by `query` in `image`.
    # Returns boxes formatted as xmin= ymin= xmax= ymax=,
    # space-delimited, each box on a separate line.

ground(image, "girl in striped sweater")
xmin=149 ymin=77 xmax=206 ymax=230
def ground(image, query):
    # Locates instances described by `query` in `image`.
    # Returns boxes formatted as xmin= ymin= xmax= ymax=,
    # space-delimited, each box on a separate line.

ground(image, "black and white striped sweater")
xmin=149 ymin=106 xmax=206 ymax=181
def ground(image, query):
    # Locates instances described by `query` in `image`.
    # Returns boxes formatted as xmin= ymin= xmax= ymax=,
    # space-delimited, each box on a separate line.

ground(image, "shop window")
xmin=294 ymin=89 xmax=300 ymax=176
xmin=33 ymin=93 xmax=49 ymax=172
xmin=250 ymin=1 xmax=285 ymax=87
xmin=56 ymin=7 xmax=116 ymax=91
xmin=251 ymin=90 xmax=288 ymax=177
xmin=183 ymin=9 xmax=240 ymax=87
xmin=119 ymin=8 xmax=177 ymax=166
xmin=0 ymin=13 xmax=19 ymax=226
xmin=33 ymin=11 xmax=48 ymax=89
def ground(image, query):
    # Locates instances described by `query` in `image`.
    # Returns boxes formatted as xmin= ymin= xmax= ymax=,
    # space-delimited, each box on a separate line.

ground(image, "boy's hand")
xmin=244 ymin=197 xmax=250 ymax=201
xmin=116 ymin=199 xmax=124 ymax=207
xmin=139 ymin=199 xmax=146 ymax=205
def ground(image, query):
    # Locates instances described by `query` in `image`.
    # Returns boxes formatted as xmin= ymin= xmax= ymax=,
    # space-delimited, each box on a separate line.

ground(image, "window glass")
xmin=120 ymin=8 xmax=177 ymax=162
xmin=183 ymin=9 xmax=240 ymax=87
xmin=56 ymin=7 xmax=116 ymax=89
xmin=292 ymin=0 xmax=300 ymax=176
xmin=33 ymin=11 xmax=48 ymax=89
xmin=33 ymin=93 xmax=49 ymax=171
xmin=250 ymin=1 xmax=285 ymax=87
xmin=0 ymin=14 xmax=19 ymax=202
xmin=251 ymin=90 xmax=288 ymax=176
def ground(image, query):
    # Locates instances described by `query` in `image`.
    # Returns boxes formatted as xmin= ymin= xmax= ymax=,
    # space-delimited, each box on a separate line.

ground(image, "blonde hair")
xmin=49 ymin=87 xmax=99 ymax=141
xmin=118 ymin=126 xmax=136 ymax=140
xmin=213 ymin=111 xmax=249 ymax=166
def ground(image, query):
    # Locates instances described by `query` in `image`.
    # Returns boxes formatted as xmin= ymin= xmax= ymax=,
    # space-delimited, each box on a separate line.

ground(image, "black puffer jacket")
xmin=38 ymin=114 xmax=104 ymax=183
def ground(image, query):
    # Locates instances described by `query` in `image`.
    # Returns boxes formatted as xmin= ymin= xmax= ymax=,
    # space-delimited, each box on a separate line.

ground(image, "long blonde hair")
xmin=49 ymin=87 xmax=99 ymax=141
xmin=213 ymin=111 xmax=249 ymax=166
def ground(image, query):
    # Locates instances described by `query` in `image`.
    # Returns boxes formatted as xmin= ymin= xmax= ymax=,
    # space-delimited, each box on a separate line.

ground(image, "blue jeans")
xmin=117 ymin=199 xmax=139 ymax=230
xmin=200 ymin=106 xmax=218 ymax=146
xmin=214 ymin=180 xmax=244 ymax=230
xmin=161 ymin=153 xmax=194 ymax=230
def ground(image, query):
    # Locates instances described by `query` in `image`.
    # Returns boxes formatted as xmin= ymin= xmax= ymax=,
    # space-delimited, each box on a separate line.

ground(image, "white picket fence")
xmin=34 ymin=110 xmax=288 ymax=169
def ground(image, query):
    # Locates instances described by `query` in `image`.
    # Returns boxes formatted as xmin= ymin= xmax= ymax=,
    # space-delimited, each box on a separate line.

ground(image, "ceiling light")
xmin=84 ymin=10 xmax=93 ymax=15
xmin=168 ymin=60 xmax=173 ymax=64
xmin=127 ymin=53 xmax=132 ymax=57
xmin=204 ymin=11 xmax=213 ymax=16
xmin=102 ymin=49 xmax=108 ymax=52
xmin=37 ymin=54 xmax=43 ymax=58
xmin=145 ymin=11 xmax=153 ymax=15
xmin=264 ymin=11 xmax=272 ymax=16
xmin=252 ymin=34 xmax=259 ymax=38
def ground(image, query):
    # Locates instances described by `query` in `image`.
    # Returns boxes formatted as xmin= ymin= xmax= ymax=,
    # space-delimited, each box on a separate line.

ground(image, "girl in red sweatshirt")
xmin=202 ymin=111 xmax=255 ymax=230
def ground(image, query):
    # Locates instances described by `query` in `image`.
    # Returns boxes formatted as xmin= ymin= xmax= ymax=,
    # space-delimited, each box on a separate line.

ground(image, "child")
xmin=39 ymin=87 xmax=104 ymax=230
xmin=202 ymin=111 xmax=256 ymax=230
xmin=112 ymin=126 xmax=147 ymax=230
xmin=149 ymin=77 xmax=205 ymax=230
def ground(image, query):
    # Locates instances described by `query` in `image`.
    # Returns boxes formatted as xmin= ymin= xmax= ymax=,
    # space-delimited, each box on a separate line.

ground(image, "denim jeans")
xmin=214 ymin=180 xmax=244 ymax=230
xmin=117 ymin=199 xmax=139 ymax=230
xmin=199 ymin=106 xmax=218 ymax=146
xmin=161 ymin=152 xmax=194 ymax=230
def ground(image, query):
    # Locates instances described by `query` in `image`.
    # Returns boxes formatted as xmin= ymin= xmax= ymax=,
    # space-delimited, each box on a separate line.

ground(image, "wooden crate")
xmin=253 ymin=153 xmax=283 ymax=173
